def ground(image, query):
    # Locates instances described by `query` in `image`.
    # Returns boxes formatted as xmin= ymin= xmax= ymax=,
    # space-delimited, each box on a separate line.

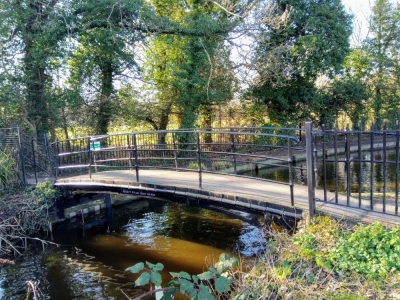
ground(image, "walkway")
xmin=55 ymin=170 xmax=400 ymax=225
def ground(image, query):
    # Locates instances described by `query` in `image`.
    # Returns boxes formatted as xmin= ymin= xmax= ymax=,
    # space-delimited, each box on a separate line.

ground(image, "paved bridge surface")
xmin=55 ymin=169 xmax=400 ymax=225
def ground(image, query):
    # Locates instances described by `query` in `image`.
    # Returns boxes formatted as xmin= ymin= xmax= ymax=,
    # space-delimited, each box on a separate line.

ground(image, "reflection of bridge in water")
xmin=2 ymin=124 xmax=400 ymax=225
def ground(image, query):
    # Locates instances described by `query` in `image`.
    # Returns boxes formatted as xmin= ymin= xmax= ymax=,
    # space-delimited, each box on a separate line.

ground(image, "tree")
xmin=248 ymin=0 xmax=353 ymax=125
xmin=0 ymin=0 xmax=68 ymax=139
xmin=363 ymin=0 xmax=400 ymax=128
xmin=68 ymin=0 xmax=145 ymax=135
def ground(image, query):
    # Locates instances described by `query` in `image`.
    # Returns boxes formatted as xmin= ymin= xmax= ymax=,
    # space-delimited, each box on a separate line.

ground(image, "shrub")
xmin=187 ymin=161 xmax=207 ymax=171
xmin=211 ymin=161 xmax=233 ymax=171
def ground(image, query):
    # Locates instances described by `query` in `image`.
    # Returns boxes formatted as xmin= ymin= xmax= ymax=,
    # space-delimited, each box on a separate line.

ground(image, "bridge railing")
xmin=52 ymin=128 xmax=303 ymax=205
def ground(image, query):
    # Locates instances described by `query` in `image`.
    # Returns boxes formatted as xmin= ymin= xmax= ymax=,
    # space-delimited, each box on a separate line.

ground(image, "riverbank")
xmin=229 ymin=215 xmax=400 ymax=299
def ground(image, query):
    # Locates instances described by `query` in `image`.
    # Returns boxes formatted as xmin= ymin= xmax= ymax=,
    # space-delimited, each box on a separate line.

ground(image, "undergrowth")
xmin=231 ymin=216 xmax=400 ymax=299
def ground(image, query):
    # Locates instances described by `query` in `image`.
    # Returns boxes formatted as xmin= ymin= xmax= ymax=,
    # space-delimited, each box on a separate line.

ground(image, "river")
xmin=0 ymin=198 xmax=266 ymax=299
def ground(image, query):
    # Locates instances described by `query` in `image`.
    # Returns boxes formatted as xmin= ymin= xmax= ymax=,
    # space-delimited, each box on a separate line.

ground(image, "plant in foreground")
xmin=123 ymin=253 xmax=238 ymax=300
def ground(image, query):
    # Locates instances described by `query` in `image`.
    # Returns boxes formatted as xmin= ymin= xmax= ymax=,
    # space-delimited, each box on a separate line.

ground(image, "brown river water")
xmin=0 ymin=198 xmax=266 ymax=299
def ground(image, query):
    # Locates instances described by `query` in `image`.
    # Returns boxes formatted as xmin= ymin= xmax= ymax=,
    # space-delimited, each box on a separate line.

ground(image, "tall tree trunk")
xmin=95 ymin=61 xmax=114 ymax=135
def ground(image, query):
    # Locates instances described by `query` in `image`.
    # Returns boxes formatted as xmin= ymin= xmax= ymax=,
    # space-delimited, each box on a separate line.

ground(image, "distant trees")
xmin=247 ymin=0 xmax=353 ymax=125
xmin=361 ymin=0 xmax=400 ymax=128
xmin=0 ymin=0 xmax=399 ymax=137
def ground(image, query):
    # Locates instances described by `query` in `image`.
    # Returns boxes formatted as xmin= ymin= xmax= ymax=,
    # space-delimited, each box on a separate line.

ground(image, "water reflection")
xmin=247 ymin=149 xmax=400 ymax=194
xmin=0 ymin=199 xmax=266 ymax=300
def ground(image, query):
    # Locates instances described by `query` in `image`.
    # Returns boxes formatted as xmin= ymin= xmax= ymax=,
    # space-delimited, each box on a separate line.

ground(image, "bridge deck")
xmin=55 ymin=170 xmax=400 ymax=225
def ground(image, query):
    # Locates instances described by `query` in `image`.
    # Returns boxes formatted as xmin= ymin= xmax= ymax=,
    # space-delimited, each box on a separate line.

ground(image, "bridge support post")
xmin=305 ymin=122 xmax=315 ymax=222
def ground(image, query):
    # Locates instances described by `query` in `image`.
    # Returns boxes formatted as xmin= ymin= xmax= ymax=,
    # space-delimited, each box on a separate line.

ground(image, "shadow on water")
xmin=0 ymin=198 xmax=269 ymax=300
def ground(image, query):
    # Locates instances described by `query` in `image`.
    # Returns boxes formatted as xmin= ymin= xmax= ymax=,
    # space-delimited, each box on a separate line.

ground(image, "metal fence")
xmin=0 ymin=128 xmax=56 ymax=185
xmin=4 ymin=123 xmax=400 ymax=219
xmin=51 ymin=128 xmax=302 ymax=206
xmin=307 ymin=121 xmax=400 ymax=218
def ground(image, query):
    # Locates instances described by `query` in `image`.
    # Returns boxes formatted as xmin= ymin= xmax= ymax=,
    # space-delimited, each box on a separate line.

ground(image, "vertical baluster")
xmin=88 ymin=137 xmax=92 ymax=179
xmin=345 ymin=124 xmax=351 ymax=206
xmin=382 ymin=122 xmax=387 ymax=213
xmin=395 ymin=120 xmax=399 ymax=215
xmin=357 ymin=122 xmax=362 ymax=208
xmin=288 ymin=137 xmax=294 ymax=206
xmin=128 ymin=134 xmax=133 ymax=171
xmin=305 ymin=122 xmax=315 ymax=222
xmin=173 ymin=132 xmax=178 ymax=170
xmin=230 ymin=128 xmax=237 ymax=175
xmin=322 ymin=124 xmax=327 ymax=202
xmin=334 ymin=123 xmax=338 ymax=204
xmin=133 ymin=134 xmax=139 ymax=182
xmin=370 ymin=122 xmax=374 ymax=210
xmin=196 ymin=132 xmax=202 ymax=189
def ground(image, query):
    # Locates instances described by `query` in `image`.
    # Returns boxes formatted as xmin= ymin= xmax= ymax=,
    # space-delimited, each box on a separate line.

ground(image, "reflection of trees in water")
xmin=125 ymin=202 xmax=246 ymax=252
xmin=0 ymin=250 xmax=130 ymax=300
xmin=249 ymin=149 xmax=399 ymax=194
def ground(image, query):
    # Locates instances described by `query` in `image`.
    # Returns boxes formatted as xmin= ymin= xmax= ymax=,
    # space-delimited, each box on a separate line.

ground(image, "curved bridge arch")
xmin=53 ymin=127 xmax=306 ymax=225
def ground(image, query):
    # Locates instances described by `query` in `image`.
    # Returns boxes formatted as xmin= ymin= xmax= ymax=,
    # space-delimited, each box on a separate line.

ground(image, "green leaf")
xmin=219 ymin=253 xmax=230 ymax=261
xmin=170 ymin=272 xmax=180 ymax=278
xmin=126 ymin=262 xmax=144 ymax=273
xmin=178 ymin=278 xmax=195 ymax=294
xmin=146 ymin=261 xmax=155 ymax=269
xmin=135 ymin=272 xmax=150 ymax=286
xmin=215 ymin=276 xmax=231 ymax=294
xmin=197 ymin=284 xmax=214 ymax=300
xmin=177 ymin=271 xmax=191 ymax=280
xmin=163 ymin=288 xmax=179 ymax=300
xmin=150 ymin=271 xmax=162 ymax=286
xmin=153 ymin=262 xmax=164 ymax=271
xmin=197 ymin=271 xmax=214 ymax=280
xmin=192 ymin=274 xmax=199 ymax=284
xmin=165 ymin=280 xmax=180 ymax=287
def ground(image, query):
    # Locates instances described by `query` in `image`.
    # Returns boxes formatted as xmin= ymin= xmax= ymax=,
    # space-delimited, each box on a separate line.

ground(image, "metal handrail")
xmin=52 ymin=128 xmax=303 ymax=206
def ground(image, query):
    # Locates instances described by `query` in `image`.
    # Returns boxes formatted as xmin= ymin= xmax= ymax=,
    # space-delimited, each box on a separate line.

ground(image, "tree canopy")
xmin=0 ymin=0 xmax=398 ymax=138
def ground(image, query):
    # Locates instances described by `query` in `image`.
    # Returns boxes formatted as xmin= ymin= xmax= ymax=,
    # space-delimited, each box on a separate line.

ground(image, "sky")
xmin=342 ymin=0 xmax=373 ymax=45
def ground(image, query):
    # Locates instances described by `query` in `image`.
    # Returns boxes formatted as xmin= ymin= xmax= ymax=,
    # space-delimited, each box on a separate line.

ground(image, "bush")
xmin=187 ymin=161 xmax=207 ymax=171
xmin=211 ymin=161 xmax=233 ymax=171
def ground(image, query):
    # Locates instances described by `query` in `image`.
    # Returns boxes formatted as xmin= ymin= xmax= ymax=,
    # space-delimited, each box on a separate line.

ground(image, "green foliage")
xmin=125 ymin=253 xmax=238 ymax=299
xmin=20 ymin=181 xmax=60 ymax=233
xmin=250 ymin=0 xmax=352 ymax=125
xmin=211 ymin=161 xmax=232 ymax=171
xmin=30 ymin=181 xmax=61 ymax=209
xmin=188 ymin=161 xmax=207 ymax=171
xmin=327 ymin=222 xmax=400 ymax=279
xmin=0 ymin=150 xmax=17 ymax=189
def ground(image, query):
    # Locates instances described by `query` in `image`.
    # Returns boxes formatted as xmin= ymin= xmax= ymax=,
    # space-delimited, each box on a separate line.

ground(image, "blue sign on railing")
xmin=90 ymin=141 xmax=101 ymax=151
